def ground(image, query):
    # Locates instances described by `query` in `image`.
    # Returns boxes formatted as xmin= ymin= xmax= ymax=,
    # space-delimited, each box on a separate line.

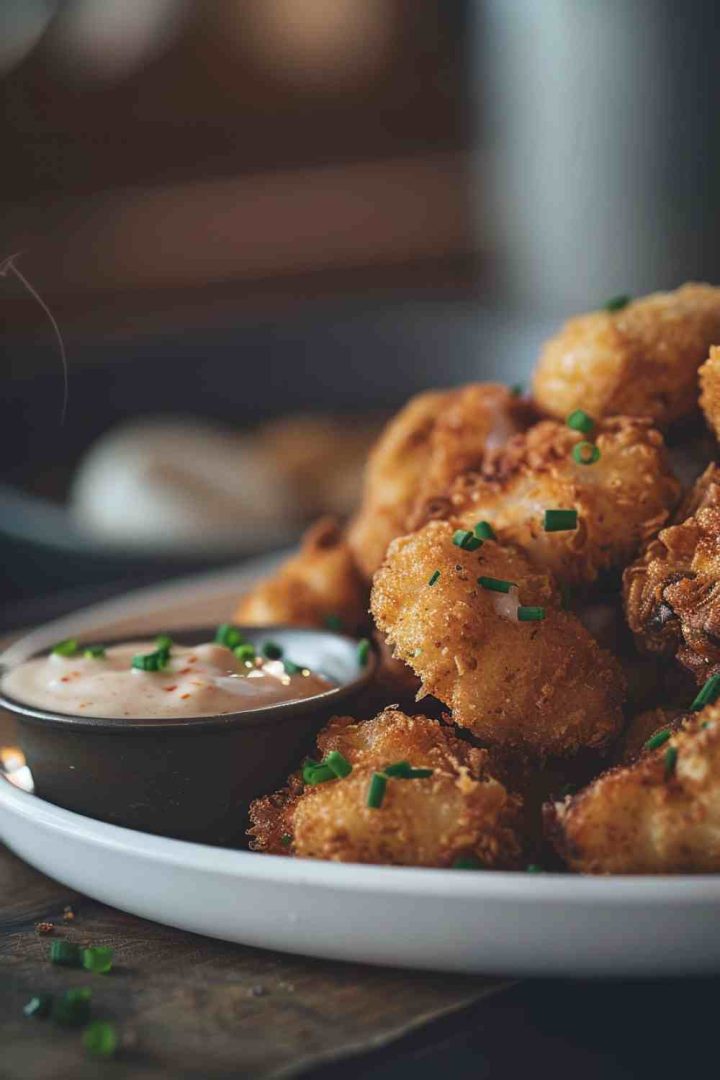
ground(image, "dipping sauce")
xmin=2 ymin=641 xmax=334 ymax=720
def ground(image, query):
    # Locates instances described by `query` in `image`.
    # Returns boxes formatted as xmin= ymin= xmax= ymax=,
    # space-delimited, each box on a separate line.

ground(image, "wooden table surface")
xmin=0 ymin=602 xmax=509 ymax=1079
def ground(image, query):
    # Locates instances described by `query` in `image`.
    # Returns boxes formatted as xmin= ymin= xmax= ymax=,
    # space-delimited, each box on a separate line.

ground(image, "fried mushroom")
xmin=248 ymin=708 xmax=523 ymax=868
xmin=370 ymin=521 xmax=625 ymax=757
xmin=700 ymin=345 xmax=720 ymax=441
xmin=532 ymin=283 xmax=720 ymax=427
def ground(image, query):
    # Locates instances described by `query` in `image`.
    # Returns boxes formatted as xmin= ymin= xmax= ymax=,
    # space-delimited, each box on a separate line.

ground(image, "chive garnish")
xmin=566 ymin=409 xmax=595 ymax=435
xmin=645 ymin=729 xmax=671 ymax=751
xmin=23 ymin=993 xmax=53 ymax=1019
xmin=283 ymin=659 xmax=302 ymax=675
xmin=132 ymin=648 xmax=170 ymax=672
xmin=604 ymin=294 xmax=631 ymax=312
xmin=234 ymin=643 xmax=256 ymax=664
xmin=215 ymin=624 xmax=244 ymax=649
xmin=367 ymin=772 xmax=387 ymax=809
xmin=526 ymin=864 xmax=543 ymax=873
xmin=428 ymin=570 xmax=441 ymax=587
xmin=324 ymin=614 xmax=344 ymax=632
xmin=383 ymin=761 xmax=433 ymax=779
xmin=51 ymin=639 xmax=78 ymax=657
xmin=83 ymin=645 xmax=106 ymax=659
xmin=51 ymin=987 xmax=92 ymax=1027
xmin=325 ymin=750 xmax=352 ymax=778
xmin=473 ymin=521 xmax=495 ymax=541
xmin=664 ymin=745 xmax=678 ymax=779
xmin=302 ymin=760 xmax=335 ymax=785
xmin=262 ymin=641 xmax=283 ymax=660
xmin=690 ymin=672 xmax=720 ymax=711
xmin=518 ymin=606 xmax=545 ymax=621
xmin=82 ymin=946 xmax=113 ymax=974
xmin=155 ymin=633 xmax=173 ymax=652
xmin=510 ymin=383 xmax=523 ymax=397
xmin=357 ymin=638 xmax=371 ymax=667
xmin=49 ymin=940 xmax=82 ymax=967
xmin=83 ymin=1020 xmax=119 ymax=1059
xmin=383 ymin=761 xmax=411 ymax=777
xmin=280 ymin=833 xmax=292 ymax=847
xmin=572 ymin=441 xmax=601 ymax=466
xmin=452 ymin=855 xmax=483 ymax=870
xmin=477 ymin=576 xmax=514 ymax=594
xmin=543 ymin=509 xmax=578 ymax=532
xmin=452 ymin=529 xmax=482 ymax=552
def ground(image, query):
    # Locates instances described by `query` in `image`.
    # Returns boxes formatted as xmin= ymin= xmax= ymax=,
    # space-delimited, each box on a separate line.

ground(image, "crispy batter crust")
xmin=415 ymin=417 xmax=679 ymax=587
xmin=533 ymin=283 xmax=720 ymax=426
xmin=248 ymin=708 xmax=523 ymax=868
xmin=370 ymin=521 xmax=625 ymax=757
xmin=623 ymin=466 xmax=720 ymax=682
xmin=700 ymin=345 xmax=720 ymax=441
xmin=347 ymin=384 xmax=530 ymax=579
xmin=234 ymin=517 xmax=368 ymax=632
xmin=549 ymin=708 xmax=720 ymax=873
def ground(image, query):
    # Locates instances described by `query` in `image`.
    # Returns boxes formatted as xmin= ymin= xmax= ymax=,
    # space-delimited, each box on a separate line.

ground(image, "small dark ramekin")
xmin=0 ymin=626 xmax=375 ymax=846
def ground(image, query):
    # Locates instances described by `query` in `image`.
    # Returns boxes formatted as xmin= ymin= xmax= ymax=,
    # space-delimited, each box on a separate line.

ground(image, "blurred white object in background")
xmin=0 ymin=1 xmax=57 ymax=75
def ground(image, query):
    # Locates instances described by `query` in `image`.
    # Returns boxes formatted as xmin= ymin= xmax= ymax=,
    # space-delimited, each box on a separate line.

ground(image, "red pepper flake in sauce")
xmin=180 ymin=693 xmax=191 ymax=700
xmin=35 ymin=921 xmax=54 ymax=935
xmin=163 ymin=685 xmax=178 ymax=693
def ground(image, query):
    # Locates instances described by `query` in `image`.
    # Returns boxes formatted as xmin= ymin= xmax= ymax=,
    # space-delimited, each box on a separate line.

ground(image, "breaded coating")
xmin=549 ymin=708 xmax=720 ymax=874
xmin=623 ymin=466 xmax=720 ymax=682
xmin=419 ymin=417 xmax=679 ymax=587
xmin=248 ymin=708 xmax=523 ymax=868
xmin=533 ymin=283 xmax=720 ymax=427
xmin=370 ymin=521 xmax=625 ymax=757
xmin=700 ymin=345 xmax=720 ymax=441
xmin=347 ymin=384 xmax=529 ymax=579
xmin=234 ymin=517 xmax=368 ymax=632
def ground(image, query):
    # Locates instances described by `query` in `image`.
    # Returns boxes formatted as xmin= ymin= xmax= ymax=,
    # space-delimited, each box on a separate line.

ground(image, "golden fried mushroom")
xmin=623 ymin=466 xmax=720 ymax=683
xmin=548 ymin=708 xmax=720 ymax=874
xmin=419 ymin=417 xmax=679 ymax=587
xmin=700 ymin=345 xmax=720 ymax=441
xmin=347 ymin=384 xmax=530 ymax=579
xmin=234 ymin=517 xmax=368 ymax=632
xmin=248 ymin=708 xmax=523 ymax=868
xmin=533 ymin=283 xmax=720 ymax=427
xmin=371 ymin=521 xmax=625 ymax=757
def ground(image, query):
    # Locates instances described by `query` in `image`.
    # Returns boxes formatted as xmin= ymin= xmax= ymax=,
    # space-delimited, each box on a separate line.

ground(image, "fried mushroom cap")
xmin=347 ymin=384 xmax=530 ymax=580
xmin=417 ymin=417 xmax=679 ymax=588
xmin=248 ymin=708 xmax=523 ymax=868
xmin=623 ymin=466 xmax=720 ymax=683
xmin=532 ymin=283 xmax=720 ymax=427
xmin=548 ymin=707 xmax=720 ymax=874
xmin=234 ymin=517 xmax=368 ymax=632
xmin=370 ymin=521 xmax=625 ymax=757
xmin=700 ymin=345 xmax=720 ymax=441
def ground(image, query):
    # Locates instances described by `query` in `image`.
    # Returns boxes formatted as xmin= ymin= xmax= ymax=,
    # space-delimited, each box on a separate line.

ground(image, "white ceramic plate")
xmin=3 ymin=560 xmax=720 ymax=977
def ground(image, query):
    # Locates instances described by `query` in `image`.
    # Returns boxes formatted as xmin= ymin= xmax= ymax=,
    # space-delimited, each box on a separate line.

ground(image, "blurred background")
xmin=2 ymin=0 xmax=720 ymax=628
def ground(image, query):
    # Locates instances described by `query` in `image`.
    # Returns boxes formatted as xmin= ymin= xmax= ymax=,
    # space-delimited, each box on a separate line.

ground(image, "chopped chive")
xmin=477 ymin=576 xmax=515 ymax=594
xmin=367 ymin=772 xmax=387 ymax=809
xmin=83 ymin=1020 xmax=119 ymax=1059
xmin=572 ymin=441 xmax=601 ymax=466
xmin=543 ymin=509 xmax=578 ymax=532
xmin=49 ymin=940 xmax=82 ymax=967
xmin=518 ymin=606 xmax=545 ymax=622
xmin=262 ymin=641 xmax=283 ymax=660
xmin=357 ymin=638 xmax=371 ymax=667
xmin=51 ymin=987 xmax=92 ymax=1027
xmin=382 ymin=761 xmax=433 ymax=780
xmin=83 ymin=645 xmax=106 ymax=659
xmin=452 ymin=855 xmax=483 ymax=869
xmin=283 ymin=659 xmax=302 ymax=675
xmin=603 ymin=294 xmax=631 ymax=312
xmin=452 ymin=529 xmax=483 ymax=552
xmin=132 ymin=648 xmax=170 ymax=672
xmin=428 ymin=570 xmax=441 ymax=587
xmin=51 ymin=639 xmax=78 ymax=657
xmin=215 ymin=624 xmax=244 ymax=649
xmin=405 ymin=767 xmax=433 ymax=779
xmin=302 ymin=760 xmax=335 ymax=785
xmin=473 ymin=521 xmax=495 ymax=541
xmin=383 ymin=761 xmax=411 ymax=777
xmin=690 ymin=672 xmax=720 ymax=711
xmin=325 ymin=750 xmax=352 ymax=779
xmin=324 ymin=614 xmax=344 ymax=633
xmin=645 ymin=729 xmax=671 ymax=751
xmin=526 ymin=864 xmax=543 ymax=874
xmin=23 ymin=993 xmax=53 ymax=1019
xmin=155 ymin=633 xmax=173 ymax=652
xmin=566 ymin=409 xmax=595 ymax=435
xmin=280 ymin=833 xmax=292 ymax=847
xmin=82 ymin=946 xmax=113 ymax=975
xmin=234 ymin=643 xmax=256 ymax=664
xmin=510 ymin=383 xmax=523 ymax=397
xmin=664 ymin=745 xmax=678 ymax=779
